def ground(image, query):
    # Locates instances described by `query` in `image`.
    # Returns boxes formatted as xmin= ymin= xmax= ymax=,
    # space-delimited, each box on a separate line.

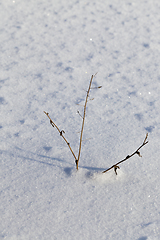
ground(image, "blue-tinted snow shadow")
xmin=80 ymin=165 xmax=105 ymax=172
xmin=3 ymin=147 xmax=111 ymax=177
xmin=80 ymin=165 xmax=106 ymax=179
xmin=0 ymin=97 xmax=5 ymax=104
xmin=12 ymin=147 xmax=71 ymax=168
xmin=8 ymin=147 xmax=108 ymax=177
xmin=137 ymin=237 xmax=147 ymax=240
xmin=64 ymin=167 xmax=74 ymax=177
xmin=20 ymin=154 xmax=63 ymax=167
xmin=144 ymin=126 xmax=154 ymax=133
xmin=141 ymin=222 xmax=153 ymax=228
xmin=64 ymin=165 xmax=105 ymax=178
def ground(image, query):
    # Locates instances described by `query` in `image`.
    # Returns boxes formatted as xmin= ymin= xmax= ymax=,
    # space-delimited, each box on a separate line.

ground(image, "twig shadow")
xmin=64 ymin=167 xmax=75 ymax=177
xmin=80 ymin=165 xmax=105 ymax=172
xmin=80 ymin=165 xmax=107 ymax=178
xmin=137 ymin=237 xmax=148 ymax=240
xmin=13 ymin=146 xmax=70 ymax=168
xmin=85 ymin=171 xmax=95 ymax=179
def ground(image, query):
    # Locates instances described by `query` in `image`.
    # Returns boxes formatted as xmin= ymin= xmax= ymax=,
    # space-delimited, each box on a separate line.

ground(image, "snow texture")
xmin=1 ymin=0 xmax=160 ymax=239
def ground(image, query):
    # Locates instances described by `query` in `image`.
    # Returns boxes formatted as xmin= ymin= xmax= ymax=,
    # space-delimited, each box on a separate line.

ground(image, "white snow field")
xmin=1 ymin=0 xmax=160 ymax=239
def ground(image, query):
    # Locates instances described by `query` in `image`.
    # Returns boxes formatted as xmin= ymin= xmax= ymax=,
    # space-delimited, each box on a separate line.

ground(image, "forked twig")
xmin=44 ymin=75 xmax=148 ymax=176
xmin=43 ymin=111 xmax=78 ymax=162
xmin=44 ymin=73 xmax=100 ymax=170
xmin=102 ymin=133 xmax=148 ymax=174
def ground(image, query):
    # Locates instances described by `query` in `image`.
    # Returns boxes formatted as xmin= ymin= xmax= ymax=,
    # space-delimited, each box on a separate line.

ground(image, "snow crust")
xmin=1 ymin=0 xmax=160 ymax=239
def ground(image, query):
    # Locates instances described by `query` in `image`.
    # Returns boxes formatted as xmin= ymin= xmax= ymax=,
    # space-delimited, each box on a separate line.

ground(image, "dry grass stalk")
xmin=76 ymin=74 xmax=95 ymax=170
xmin=44 ymin=73 xmax=99 ymax=170
xmin=44 ymin=75 xmax=148 ymax=175
xmin=43 ymin=111 xmax=78 ymax=163
xmin=102 ymin=133 xmax=149 ymax=174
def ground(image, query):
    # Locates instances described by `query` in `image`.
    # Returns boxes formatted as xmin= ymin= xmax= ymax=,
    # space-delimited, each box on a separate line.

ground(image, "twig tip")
xmin=143 ymin=133 xmax=148 ymax=144
xmin=44 ymin=111 xmax=49 ymax=116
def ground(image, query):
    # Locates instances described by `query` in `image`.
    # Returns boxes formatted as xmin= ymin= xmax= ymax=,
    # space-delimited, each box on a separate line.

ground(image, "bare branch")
xmin=88 ymin=98 xmax=94 ymax=101
xmin=91 ymin=86 xmax=102 ymax=89
xmin=76 ymin=73 xmax=98 ymax=170
xmin=77 ymin=110 xmax=83 ymax=118
xmin=102 ymin=133 xmax=149 ymax=174
xmin=82 ymin=138 xmax=93 ymax=142
xmin=44 ymin=73 xmax=101 ymax=171
xmin=43 ymin=111 xmax=78 ymax=162
xmin=143 ymin=133 xmax=148 ymax=144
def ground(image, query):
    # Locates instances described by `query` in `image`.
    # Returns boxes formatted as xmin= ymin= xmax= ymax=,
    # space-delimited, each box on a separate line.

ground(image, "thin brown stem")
xmin=102 ymin=133 xmax=148 ymax=174
xmin=43 ymin=111 xmax=78 ymax=162
xmin=76 ymin=74 xmax=95 ymax=170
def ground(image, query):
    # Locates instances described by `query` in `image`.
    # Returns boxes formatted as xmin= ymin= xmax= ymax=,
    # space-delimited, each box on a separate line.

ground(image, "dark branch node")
xmin=136 ymin=151 xmax=142 ymax=157
xmin=50 ymin=120 xmax=54 ymax=126
xmin=114 ymin=165 xmax=120 ymax=175
xmin=126 ymin=155 xmax=130 ymax=159
xmin=60 ymin=130 xmax=65 ymax=136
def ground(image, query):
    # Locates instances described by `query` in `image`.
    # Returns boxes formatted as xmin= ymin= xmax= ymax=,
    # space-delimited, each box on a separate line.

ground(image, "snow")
xmin=1 ymin=0 xmax=160 ymax=239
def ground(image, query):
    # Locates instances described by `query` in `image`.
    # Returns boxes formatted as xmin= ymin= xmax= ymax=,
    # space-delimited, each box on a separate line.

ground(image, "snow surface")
xmin=1 ymin=0 xmax=160 ymax=239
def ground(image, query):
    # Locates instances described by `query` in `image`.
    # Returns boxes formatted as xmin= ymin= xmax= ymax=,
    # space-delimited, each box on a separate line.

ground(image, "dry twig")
xmin=44 ymin=73 xmax=100 ymax=170
xmin=43 ymin=75 xmax=148 ymax=176
xmin=43 ymin=111 xmax=78 ymax=162
xmin=102 ymin=133 xmax=148 ymax=174
xmin=76 ymin=73 xmax=97 ymax=170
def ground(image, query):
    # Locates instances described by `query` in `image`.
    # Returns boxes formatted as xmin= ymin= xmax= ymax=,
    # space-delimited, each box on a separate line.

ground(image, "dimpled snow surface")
xmin=0 ymin=0 xmax=160 ymax=239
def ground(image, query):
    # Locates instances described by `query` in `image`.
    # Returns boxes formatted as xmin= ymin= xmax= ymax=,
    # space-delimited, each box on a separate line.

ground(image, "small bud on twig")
xmin=136 ymin=151 xmax=142 ymax=157
xmin=114 ymin=165 xmax=120 ymax=175
xmin=60 ymin=130 xmax=65 ymax=136
xmin=50 ymin=120 xmax=54 ymax=126
xmin=77 ymin=110 xmax=83 ymax=118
